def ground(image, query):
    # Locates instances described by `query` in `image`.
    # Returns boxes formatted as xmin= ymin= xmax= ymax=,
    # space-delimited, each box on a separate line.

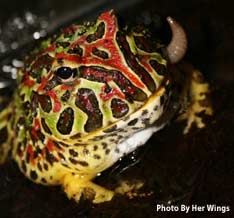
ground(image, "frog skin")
xmin=0 ymin=10 xmax=212 ymax=203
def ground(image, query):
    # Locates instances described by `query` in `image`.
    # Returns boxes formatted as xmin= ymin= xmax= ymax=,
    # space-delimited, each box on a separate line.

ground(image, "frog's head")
xmin=19 ymin=10 xmax=187 ymax=142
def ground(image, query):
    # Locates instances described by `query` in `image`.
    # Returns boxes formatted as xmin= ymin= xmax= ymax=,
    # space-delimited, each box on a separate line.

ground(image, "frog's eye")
xmin=55 ymin=67 xmax=78 ymax=84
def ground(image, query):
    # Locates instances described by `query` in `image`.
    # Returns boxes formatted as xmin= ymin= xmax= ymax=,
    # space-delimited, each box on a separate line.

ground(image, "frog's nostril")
xmin=166 ymin=16 xmax=187 ymax=64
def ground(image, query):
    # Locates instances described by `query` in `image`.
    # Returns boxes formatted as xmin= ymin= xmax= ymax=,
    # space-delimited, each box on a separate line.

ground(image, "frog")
xmin=0 ymin=10 xmax=213 ymax=203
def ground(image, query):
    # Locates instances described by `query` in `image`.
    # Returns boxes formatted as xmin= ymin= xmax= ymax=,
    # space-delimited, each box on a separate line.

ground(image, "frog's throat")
xmin=114 ymin=126 xmax=164 ymax=161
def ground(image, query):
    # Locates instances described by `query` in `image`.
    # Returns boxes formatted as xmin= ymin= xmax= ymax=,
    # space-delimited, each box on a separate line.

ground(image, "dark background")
xmin=0 ymin=0 xmax=234 ymax=217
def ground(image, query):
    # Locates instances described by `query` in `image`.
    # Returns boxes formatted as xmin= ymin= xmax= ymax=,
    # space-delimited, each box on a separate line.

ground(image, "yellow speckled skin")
xmin=0 ymin=10 xmax=212 ymax=203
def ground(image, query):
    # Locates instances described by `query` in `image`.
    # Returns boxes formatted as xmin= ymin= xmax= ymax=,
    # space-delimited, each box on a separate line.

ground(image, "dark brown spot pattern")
xmin=43 ymin=163 xmax=49 ymax=171
xmin=69 ymin=157 xmax=79 ymax=165
xmin=32 ymin=93 xmax=52 ymax=113
xmin=111 ymin=98 xmax=129 ymax=118
xmin=44 ymin=76 xmax=61 ymax=91
xmin=75 ymin=88 xmax=102 ymax=132
xmin=37 ymin=162 xmax=43 ymax=172
xmin=128 ymin=118 xmax=138 ymax=126
xmin=41 ymin=118 xmax=52 ymax=135
xmin=45 ymin=148 xmax=57 ymax=166
xmin=31 ymin=54 xmax=53 ymax=73
xmin=103 ymin=125 xmax=117 ymax=133
xmin=102 ymin=142 xmax=108 ymax=149
xmin=134 ymin=35 xmax=160 ymax=53
xmin=93 ymin=145 xmax=98 ymax=151
xmin=93 ymin=154 xmax=101 ymax=159
xmin=86 ymin=22 xmax=105 ymax=43
xmin=41 ymin=178 xmax=47 ymax=183
xmin=56 ymin=41 xmax=70 ymax=48
xmin=105 ymin=149 xmax=111 ymax=155
xmin=79 ymin=66 xmax=147 ymax=102
xmin=69 ymin=149 xmax=78 ymax=157
xmin=150 ymin=60 xmax=166 ymax=76
xmin=92 ymin=47 xmax=109 ymax=59
xmin=30 ymin=170 xmax=38 ymax=180
xmin=57 ymin=107 xmax=74 ymax=135
xmin=116 ymin=31 xmax=156 ymax=92
xmin=77 ymin=161 xmax=89 ymax=167
xmin=61 ymin=90 xmax=71 ymax=102
xmin=68 ymin=44 xmax=83 ymax=56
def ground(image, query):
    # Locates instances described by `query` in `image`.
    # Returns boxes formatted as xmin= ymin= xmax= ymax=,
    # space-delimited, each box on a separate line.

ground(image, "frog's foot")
xmin=115 ymin=180 xmax=144 ymax=194
xmin=62 ymin=173 xmax=114 ymax=204
xmin=177 ymin=64 xmax=213 ymax=134
xmin=115 ymin=180 xmax=152 ymax=199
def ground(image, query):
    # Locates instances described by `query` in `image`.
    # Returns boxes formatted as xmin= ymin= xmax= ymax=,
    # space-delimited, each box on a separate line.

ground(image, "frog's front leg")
xmin=177 ymin=61 xmax=213 ymax=134
xmin=62 ymin=173 xmax=114 ymax=204
xmin=0 ymin=106 xmax=14 ymax=164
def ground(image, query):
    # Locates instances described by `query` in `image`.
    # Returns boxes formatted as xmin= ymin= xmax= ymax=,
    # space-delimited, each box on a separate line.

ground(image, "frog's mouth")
xmin=71 ymin=78 xmax=168 ymax=139
xmin=114 ymin=126 xmax=163 ymax=160
xmin=109 ymin=84 xmax=170 ymax=163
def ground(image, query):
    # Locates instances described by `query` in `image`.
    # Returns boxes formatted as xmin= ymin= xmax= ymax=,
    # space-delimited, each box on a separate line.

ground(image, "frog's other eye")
xmin=55 ymin=67 xmax=79 ymax=84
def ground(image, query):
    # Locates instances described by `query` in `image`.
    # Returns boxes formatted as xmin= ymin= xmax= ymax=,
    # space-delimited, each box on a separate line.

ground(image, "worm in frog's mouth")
xmin=166 ymin=16 xmax=188 ymax=64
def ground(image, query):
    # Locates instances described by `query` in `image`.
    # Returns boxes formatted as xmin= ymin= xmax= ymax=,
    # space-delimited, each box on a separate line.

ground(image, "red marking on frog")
xmin=60 ymin=11 xmax=145 ymax=89
xmin=27 ymin=145 xmax=35 ymax=165
xmin=56 ymin=52 xmax=81 ymax=63
xmin=61 ymin=79 xmax=80 ymax=91
xmin=23 ymin=72 xmax=35 ymax=87
xmin=82 ymin=67 xmax=135 ymax=97
xmin=138 ymin=55 xmax=154 ymax=73
xmin=46 ymin=139 xmax=55 ymax=152
xmin=63 ymin=25 xmax=79 ymax=35
xmin=37 ymin=77 xmax=47 ymax=92
xmin=31 ymin=118 xmax=41 ymax=140
xmin=45 ymin=90 xmax=61 ymax=112
xmin=82 ymin=67 xmax=112 ymax=82
xmin=34 ymin=118 xmax=41 ymax=129
xmin=60 ymin=84 xmax=70 ymax=90
xmin=100 ymin=85 xmax=125 ymax=101
xmin=45 ymin=139 xmax=63 ymax=162
xmin=37 ymin=71 xmax=53 ymax=92
xmin=44 ymin=44 xmax=56 ymax=53
xmin=31 ymin=128 xmax=38 ymax=140
xmin=124 ymin=86 xmax=135 ymax=95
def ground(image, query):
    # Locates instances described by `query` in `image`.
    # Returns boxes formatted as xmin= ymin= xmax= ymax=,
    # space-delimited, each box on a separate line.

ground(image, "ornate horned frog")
xmin=0 ymin=10 xmax=212 ymax=203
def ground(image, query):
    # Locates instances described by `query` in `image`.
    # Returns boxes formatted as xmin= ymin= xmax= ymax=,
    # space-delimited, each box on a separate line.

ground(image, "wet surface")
xmin=0 ymin=0 xmax=234 ymax=217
